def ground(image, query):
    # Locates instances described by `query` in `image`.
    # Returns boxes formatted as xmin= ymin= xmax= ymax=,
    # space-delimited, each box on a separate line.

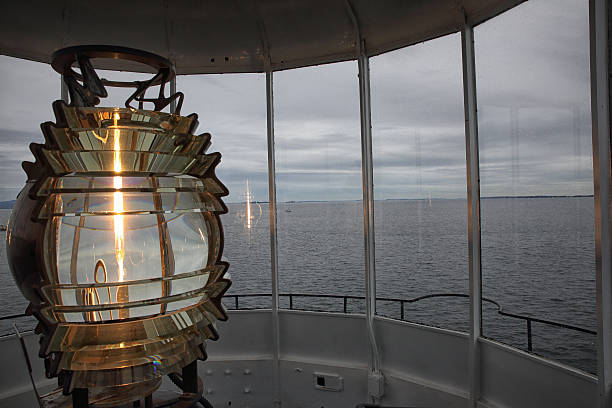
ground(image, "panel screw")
xmin=243 ymin=387 xmax=251 ymax=394
xmin=224 ymin=369 xmax=232 ymax=375
xmin=243 ymin=369 xmax=251 ymax=375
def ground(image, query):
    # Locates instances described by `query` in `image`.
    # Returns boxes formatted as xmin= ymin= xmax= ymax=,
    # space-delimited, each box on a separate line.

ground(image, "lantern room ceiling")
xmin=0 ymin=0 xmax=524 ymax=74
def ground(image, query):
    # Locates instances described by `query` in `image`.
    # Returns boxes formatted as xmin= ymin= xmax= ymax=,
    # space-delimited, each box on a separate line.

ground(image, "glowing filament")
xmin=112 ymin=112 xmax=125 ymax=282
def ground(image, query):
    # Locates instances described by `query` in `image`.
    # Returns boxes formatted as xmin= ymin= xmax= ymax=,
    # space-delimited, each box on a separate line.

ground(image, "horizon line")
xmin=223 ymin=194 xmax=594 ymax=204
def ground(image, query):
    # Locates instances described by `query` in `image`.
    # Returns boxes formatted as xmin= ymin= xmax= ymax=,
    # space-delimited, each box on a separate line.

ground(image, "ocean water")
xmin=0 ymin=197 xmax=598 ymax=374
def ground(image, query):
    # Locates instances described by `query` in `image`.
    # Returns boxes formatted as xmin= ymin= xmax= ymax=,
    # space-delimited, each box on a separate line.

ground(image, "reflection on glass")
xmin=275 ymin=62 xmax=364 ymax=312
xmin=371 ymin=33 xmax=467 ymax=331
xmin=246 ymin=179 xmax=253 ymax=229
xmin=476 ymin=0 xmax=595 ymax=373
xmin=237 ymin=179 xmax=263 ymax=234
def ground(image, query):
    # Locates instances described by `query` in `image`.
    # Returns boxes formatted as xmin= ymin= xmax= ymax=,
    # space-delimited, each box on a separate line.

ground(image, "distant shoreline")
xmin=0 ymin=200 xmax=15 ymax=209
xmin=224 ymin=195 xmax=594 ymax=205
xmin=0 ymin=195 xmax=593 ymax=209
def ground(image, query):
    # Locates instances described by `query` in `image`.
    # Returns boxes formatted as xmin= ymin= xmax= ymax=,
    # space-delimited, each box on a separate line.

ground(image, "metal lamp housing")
xmin=5 ymin=47 xmax=230 ymax=403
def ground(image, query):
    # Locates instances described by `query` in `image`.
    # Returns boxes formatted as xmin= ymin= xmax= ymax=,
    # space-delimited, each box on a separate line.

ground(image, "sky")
xmin=0 ymin=0 xmax=592 ymax=203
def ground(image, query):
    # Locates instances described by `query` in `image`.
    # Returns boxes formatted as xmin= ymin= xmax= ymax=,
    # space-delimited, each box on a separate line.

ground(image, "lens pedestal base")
xmin=40 ymin=362 xmax=205 ymax=408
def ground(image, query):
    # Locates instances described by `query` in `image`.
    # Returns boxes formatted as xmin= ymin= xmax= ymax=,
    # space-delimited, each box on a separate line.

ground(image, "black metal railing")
xmin=1 ymin=293 xmax=597 ymax=353
xmin=0 ymin=313 xmax=28 ymax=321
xmin=223 ymin=292 xmax=597 ymax=353
xmin=0 ymin=313 xmax=34 ymax=338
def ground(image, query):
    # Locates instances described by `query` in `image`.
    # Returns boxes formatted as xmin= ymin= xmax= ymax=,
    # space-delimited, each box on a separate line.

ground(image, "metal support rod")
xmin=358 ymin=50 xmax=377 ymax=337
xmin=589 ymin=0 xmax=612 ymax=406
xmin=400 ymin=300 xmax=404 ymax=321
xmin=60 ymin=75 xmax=69 ymax=103
xmin=358 ymin=45 xmax=382 ymax=386
xmin=461 ymin=22 xmax=483 ymax=408
xmin=266 ymin=70 xmax=282 ymax=408
xmin=344 ymin=296 xmax=348 ymax=313
xmin=72 ymin=388 xmax=88 ymax=408
xmin=170 ymin=76 xmax=177 ymax=114
xmin=347 ymin=0 xmax=383 ymax=398
xmin=527 ymin=320 xmax=533 ymax=352
xmin=181 ymin=360 xmax=198 ymax=394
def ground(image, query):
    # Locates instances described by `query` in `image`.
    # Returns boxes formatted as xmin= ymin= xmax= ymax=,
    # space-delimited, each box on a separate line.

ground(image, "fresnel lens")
xmin=6 ymin=46 xmax=230 ymax=406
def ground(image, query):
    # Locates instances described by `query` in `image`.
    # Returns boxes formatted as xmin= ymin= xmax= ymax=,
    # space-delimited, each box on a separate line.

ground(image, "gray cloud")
xmin=0 ymin=0 xmax=594 ymax=204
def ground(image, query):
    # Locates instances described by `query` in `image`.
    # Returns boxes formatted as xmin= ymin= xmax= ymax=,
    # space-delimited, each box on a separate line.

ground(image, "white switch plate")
xmin=313 ymin=372 xmax=344 ymax=392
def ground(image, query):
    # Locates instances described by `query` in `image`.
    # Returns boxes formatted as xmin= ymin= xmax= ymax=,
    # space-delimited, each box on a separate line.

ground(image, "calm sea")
xmin=0 ymin=197 xmax=598 ymax=374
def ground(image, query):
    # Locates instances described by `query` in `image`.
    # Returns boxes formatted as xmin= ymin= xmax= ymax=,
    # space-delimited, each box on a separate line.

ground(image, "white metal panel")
xmin=479 ymin=338 xmax=597 ymax=408
xmin=278 ymin=311 xmax=370 ymax=367
xmin=0 ymin=332 xmax=55 ymax=405
xmin=206 ymin=310 xmax=274 ymax=359
xmin=280 ymin=361 xmax=368 ymax=408
xmin=374 ymin=316 xmax=470 ymax=396
xmin=383 ymin=375 xmax=467 ymax=408
xmin=191 ymin=360 xmax=276 ymax=407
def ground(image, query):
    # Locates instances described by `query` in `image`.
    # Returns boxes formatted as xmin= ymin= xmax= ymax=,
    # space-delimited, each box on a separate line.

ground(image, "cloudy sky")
xmin=0 ymin=0 xmax=592 ymax=203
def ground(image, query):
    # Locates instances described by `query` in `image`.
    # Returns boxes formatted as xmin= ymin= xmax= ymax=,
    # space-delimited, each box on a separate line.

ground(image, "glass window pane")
xmin=371 ymin=33 xmax=468 ymax=331
xmin=274 ymin=62 xmax=364 ymax=312
xmin=177 ymin=74 xmax=270 ymax=309
xmin=0 ymin=56 xmax=59 ymax=334
xmin=476 ymin=0 xmax=595 ymax=373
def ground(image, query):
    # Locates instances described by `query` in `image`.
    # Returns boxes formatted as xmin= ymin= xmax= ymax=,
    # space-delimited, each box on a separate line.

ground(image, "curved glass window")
xmin=0 ymin=56 xmax=59 ymax=334
xmin=177 ymin=74 xmax=271 ymax=309
xmin=371 ymin=34 xmax=468 ymax=331
xmin=475 ymin=0 xmax=594 ymax=373
xmin=274 ymin=62 xmax=364 ymax=312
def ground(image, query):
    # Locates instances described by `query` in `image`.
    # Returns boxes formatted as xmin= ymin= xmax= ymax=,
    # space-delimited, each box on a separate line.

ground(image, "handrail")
xmin=1 ymin=293 xmax=597 ymax=353
xmin=223 ymin=292 xmax=597 ymax=353
xmin=0 ymin=313 xmax=26 ymax=321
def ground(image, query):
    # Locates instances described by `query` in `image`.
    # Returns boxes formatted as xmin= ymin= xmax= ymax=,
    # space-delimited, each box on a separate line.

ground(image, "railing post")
xmin=170 ymin=76 xmax=177 ymax=114
xmin=289 ymin=294 xmax=293 ymax=310
xmin=400 ymin=300 xmax=404 ymax=321
xmin=527 ymin=319 xmax=533 ymax=352
xmin=344 ymin=296 xmax=348 ymax=313
xmin=60 ymin=75 xmax=69 ymax=103
xmin=234 ymin=295 xmax=239 ymax=310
